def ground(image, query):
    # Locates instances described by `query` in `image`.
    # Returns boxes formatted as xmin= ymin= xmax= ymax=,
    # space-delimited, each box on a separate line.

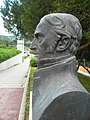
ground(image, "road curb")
xmin=29 ymin=91 xmax=32 ymax=120
xmin=18 ymin=66 xmax=30 ymax=120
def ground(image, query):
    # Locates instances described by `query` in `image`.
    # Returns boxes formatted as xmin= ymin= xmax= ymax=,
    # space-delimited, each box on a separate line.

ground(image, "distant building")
xmin=17 ymin=38 xmax=24 ymax=51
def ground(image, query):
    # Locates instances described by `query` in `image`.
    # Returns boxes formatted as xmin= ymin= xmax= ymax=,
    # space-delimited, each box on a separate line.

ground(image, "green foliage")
xmin=0 ymin=0 xmax=57 ymax=39
xmin=24 ymin=67 xmax=37 ymax=120
xmin=30 ymin=67 xmax=38 ymax=91
xmin=1 ymin=0 xmax=23 ymax=36
xmin=1 ymin=0 xmax=90 ymax=43
xmin=1 ymin=0 xmax=90 ymax=62
xmin=0 ymin=47 xmax=21 ymax=63
xmin=30 ymin=58 xmax=37 ymax=67
xmin=83 ymin=32 xmax=90 ymax=41
xmin=53 ymin=0 xmax=90 ymax=32
xmin=24 ymin=55 xmax=27 ymax=59
xmin=0 ymin=39 xmax=16 ymax=48
xmin=78 ymin=73 xmax=90 ymax=92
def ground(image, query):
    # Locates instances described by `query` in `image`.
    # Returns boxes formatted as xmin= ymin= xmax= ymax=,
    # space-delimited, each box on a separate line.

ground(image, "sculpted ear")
xmin=56 ymin=36 xmax=70 ymax=52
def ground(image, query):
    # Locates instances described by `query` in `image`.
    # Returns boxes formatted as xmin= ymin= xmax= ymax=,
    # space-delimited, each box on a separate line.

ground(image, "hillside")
xmin=0 ymin=35 xmax=16 ymax=41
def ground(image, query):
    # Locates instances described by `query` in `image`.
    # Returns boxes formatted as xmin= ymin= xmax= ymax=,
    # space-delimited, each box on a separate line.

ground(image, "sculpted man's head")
xmin=30 ymin=13 xmax=82 ymax=61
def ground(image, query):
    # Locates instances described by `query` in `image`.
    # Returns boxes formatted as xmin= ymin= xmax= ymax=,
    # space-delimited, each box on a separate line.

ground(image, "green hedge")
xmin=30 ymin=58 xmax=37 ymax=67
xmin=0 ymin=47 xmax=21 ymax=63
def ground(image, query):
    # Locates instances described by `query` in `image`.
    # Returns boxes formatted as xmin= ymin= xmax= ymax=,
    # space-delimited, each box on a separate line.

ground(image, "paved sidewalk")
xmin=0 ymin=58 xmax=30 ymax=120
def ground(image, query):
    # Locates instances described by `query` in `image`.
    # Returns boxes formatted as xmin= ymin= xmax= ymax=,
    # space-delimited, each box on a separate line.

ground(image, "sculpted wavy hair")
xmin=42 ymin=13 xmax=82 ymax=55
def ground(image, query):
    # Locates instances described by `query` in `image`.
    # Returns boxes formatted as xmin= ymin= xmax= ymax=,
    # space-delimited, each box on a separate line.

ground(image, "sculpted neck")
xmin=37 ymin=55 xmax=78 ymax=83
xmin=38 ymin=54 xmax=75 ymax=69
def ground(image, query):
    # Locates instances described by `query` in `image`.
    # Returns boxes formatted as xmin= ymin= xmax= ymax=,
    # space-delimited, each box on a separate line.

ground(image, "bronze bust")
xmin=30 ymin=13 xmax=90 ymax=120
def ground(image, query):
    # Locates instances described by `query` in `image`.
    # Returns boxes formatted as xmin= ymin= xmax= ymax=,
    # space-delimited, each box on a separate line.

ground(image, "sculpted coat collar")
xmin=33 ymin=56 xmax=88 ymax=120
xmin=34 ymin=56 xmax=87 ymax=94
xmin=38 ymin=54 xmax=70 ymax=69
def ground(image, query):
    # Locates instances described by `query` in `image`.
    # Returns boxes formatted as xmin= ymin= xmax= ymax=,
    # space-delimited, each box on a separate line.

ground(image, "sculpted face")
xmin=30 ymin=18 xmax=59 ymax=60
xmin=30 ymin=20 xmax=47 ymax=60
xmin=30 ymin=13 xmax=82 ymax=62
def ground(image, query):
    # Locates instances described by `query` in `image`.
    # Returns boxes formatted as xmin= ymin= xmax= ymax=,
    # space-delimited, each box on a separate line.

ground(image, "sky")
xmin=0 ymin=0 xmax=13 ymax=36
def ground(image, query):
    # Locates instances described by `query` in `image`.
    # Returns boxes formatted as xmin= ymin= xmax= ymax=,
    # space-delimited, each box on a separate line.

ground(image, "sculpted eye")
xmin=35 ymin=33 xmax=44 ymax=43
xmin=35 ymin=34 xmax=38 ymax=39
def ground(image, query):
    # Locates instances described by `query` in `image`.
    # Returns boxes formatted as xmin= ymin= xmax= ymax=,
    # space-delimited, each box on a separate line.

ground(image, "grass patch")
xmin=78 ymin=73 xmax=90 ymax=92
xmin=30 ymin=67 xmax=38 ymax=91
xmin=24 ymin=67 xmax=37 ymax=120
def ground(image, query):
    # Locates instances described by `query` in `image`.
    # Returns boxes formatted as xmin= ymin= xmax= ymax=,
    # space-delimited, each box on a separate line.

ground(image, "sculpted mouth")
xmin=34 ymin=51 xmax=39 ymax=58
xmin=35 ymin=54 xmax=39 ymax=58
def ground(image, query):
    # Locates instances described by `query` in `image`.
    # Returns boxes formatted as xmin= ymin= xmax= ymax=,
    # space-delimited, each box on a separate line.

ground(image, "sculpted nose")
xmin=30 ymin=39 xmax=38 ymax=50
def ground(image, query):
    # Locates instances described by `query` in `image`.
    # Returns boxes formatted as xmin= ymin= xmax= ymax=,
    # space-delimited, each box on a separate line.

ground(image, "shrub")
xmin=30 ymin=58 xmax=37 ymax=67
xmin=0 ymin=48 xmax=21 ymax=63
xmin=24 ymin=56 xmax=28 ymax=59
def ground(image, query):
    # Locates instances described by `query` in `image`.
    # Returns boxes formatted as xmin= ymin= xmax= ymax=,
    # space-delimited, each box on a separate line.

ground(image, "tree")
xmin=1 ymin=0 xmax=24 ymax=37
xmin=1 ymin=0 xmax=90 ymax=50
xmin=0 ymin=0 xmax=56 ymax=39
